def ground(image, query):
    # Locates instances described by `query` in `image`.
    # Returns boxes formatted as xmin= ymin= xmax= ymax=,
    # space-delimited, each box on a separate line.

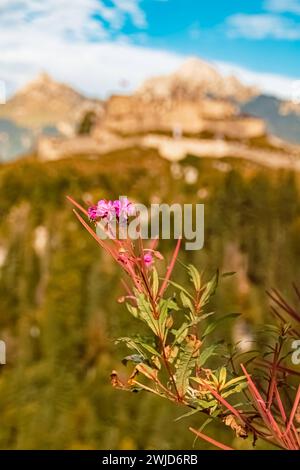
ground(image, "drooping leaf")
xmin=115 ymin=337 xmax=145 ymax=356
xmin=198 ymin=417 xmax=213 ymax=433
xmin=122 ymin=354 xmax=146 ymax=366
xmin=116 ymin=336 xmax=160 ymax=357
xmin=140 ymin=342 xmax=160 ymax=357
xmin=202 ymin=313 xmax=240 ymax=339
xmin=198 ymin=312 xmax=215 ymax=321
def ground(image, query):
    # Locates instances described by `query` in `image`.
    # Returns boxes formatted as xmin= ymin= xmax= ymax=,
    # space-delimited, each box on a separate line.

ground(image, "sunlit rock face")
xmin=0 ymin=245 xmax=7 ymax=269
xmin=33 ymin=226 xmax=49 ymax=257
xmin=233 ymin=319 xmax=254 ymax=353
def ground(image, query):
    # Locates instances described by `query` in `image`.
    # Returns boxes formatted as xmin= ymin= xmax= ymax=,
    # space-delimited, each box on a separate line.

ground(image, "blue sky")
xmin=0 ymin=0 xmax=300 ymax=99
xmin=139 ymin=0 xmax=300 ymax=76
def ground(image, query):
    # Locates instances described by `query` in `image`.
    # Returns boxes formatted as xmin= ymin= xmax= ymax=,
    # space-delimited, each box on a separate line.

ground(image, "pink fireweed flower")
xmin=113 ymin=200 xmax=121 ymax=217
xmin=105 ymin=200 xmax=118 ymax=221
xmin=96 ymin=199 xmax=109 ymax=218
xmin=88 ymin=205 xmax=98 ymax=221
xmin=143 ymin=253 xmax=154 ymax=268
xmin=88 ymin=197 xmax=135 ymax=225
xmin=115 ymin=197 xmax=135 ymax=222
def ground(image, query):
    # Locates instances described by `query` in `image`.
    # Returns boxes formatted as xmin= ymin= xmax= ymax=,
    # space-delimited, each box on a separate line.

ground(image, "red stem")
xmin=158 ymin=238 xmax=181 ymax=300
xmin=189 ymin=427 xmax=234 ymax=450
xmin=286 ymin=385 xmax=300 ymax=434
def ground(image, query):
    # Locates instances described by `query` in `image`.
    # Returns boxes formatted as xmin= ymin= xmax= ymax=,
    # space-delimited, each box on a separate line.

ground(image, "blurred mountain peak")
xmin=0 ymin=73 xmax=102 ymax=130
xmin=176 ymin=56 xmax=221 ymax=80
xmin=0 ymin=72 xmax=104 ymax=160
xmin=25 ymin=71 xmax=55 ymax=85
xmin=15 ymin=72 xmax=85 ymax=101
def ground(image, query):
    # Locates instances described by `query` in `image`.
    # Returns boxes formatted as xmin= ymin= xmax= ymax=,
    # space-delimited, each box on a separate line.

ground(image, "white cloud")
xmin=0 ymin=0 xmax=146 ymax=40
xmin=0 ymin=0 xmax=162 ymax=97
xmin=226 ymin=13 xmax=300 ymax=40
xmin=113 ymin=0 xmax=147 ymax=28
xmin=264 ymin=0 xmax=300 ymax=14
xmin=0 ymin=36 xmax=183 ymax=99
xmin=0 ymin=0 xmax=298 ymax=101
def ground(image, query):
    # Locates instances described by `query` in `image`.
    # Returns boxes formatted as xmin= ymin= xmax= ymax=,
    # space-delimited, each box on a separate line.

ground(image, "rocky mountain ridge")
xmin=137 ymin=58 xmax=258 ymax=103
xmin=1 ymin=57 xmax=300 ymax=161
xmin=0 ymin=73 xmax=103 ymax=130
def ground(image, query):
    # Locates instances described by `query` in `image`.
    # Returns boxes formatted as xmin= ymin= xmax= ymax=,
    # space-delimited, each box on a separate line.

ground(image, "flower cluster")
xmin=87 ymin=197 xmax=154 ymax=269
xmin=88 ymin=197 xmax=135 ymax=223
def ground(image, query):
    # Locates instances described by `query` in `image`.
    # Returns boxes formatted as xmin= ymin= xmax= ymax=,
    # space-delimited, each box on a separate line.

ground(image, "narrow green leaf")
xmin=135 ymin=292 xmax=159 ymax=335
xmin=161 ymin=279 xmax=193 ymax=300
xmin=187 ymin=264 xmax=201 ymax=291
xmin=202 ymin=313 xmax=240 ymax=338
xmin=171 ymin=322 xmax=189 ymax=344
xmin=219 ymin=367 xmax=227 ymax=388
xmin=116 ymin=337 xmax=145 ymax=356
xmin=126 ymin=304 xmax=138 ymax=318
xmin=200 ymin=270 xmax=219 ymax=308
xmin=221 ymin=272 xmax=236 ymax=278
xmin=158 ymin=297 xmax=179 ymax=339
xmin=174 ymin=407 xmax=201 ymax=422
xmin=223 ymin=375 xmax=246 ymax=390
xmin=197 ymin=344 xmax=219 ymax=367
xmin=180 ymin=291 xmax=195 ymax=314
xmin=139 ymin=342 xmax=160 ymax=357
xmin=152 ymin=268 xmax=159 ymax=299
xmin=199 ymin=417 xmax=213 ymax=433
xmin=221 ymin=383 xmax=247 ymax=398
